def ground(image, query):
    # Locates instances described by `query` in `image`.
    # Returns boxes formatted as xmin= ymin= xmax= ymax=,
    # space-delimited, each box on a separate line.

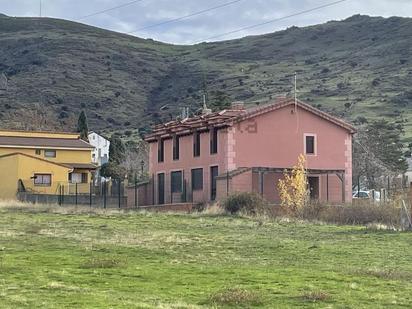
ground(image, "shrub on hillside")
xmin=222 ymin=192 xmax=268 ymax=216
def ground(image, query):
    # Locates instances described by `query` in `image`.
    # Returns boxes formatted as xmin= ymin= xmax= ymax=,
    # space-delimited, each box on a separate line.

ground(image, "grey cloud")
xmin=1 ymin=0 xmax=411 ymax=44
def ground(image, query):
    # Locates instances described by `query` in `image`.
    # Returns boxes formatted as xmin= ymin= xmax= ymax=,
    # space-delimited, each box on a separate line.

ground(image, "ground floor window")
xmin=69 ymin=172 xmax=88 ymax=183
xmin=191 ymin=168 xmax=203 ymax=191
xmin=33 ymin=174 xmax=52 ymax=186
xmin=171 ymin=171 xmax=183 ymax=193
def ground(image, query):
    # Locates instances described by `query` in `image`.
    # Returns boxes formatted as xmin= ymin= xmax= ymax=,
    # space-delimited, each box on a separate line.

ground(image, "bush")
xmin=315 ymin=202 xmax=400 ymax=227
xmin=208 ymin=288 xmax=263 ymax=306
xmin=222 ymin=192 xmax=268 ymax=216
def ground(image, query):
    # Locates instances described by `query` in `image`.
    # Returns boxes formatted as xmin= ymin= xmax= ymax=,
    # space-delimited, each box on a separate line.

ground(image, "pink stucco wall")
xmin=232 ymin=105 xmax=352 ymax=202
xmin=148 ymin=103 xmax=353 ymax=205
xmin=149 ymin=129 xmax=228 ymax=204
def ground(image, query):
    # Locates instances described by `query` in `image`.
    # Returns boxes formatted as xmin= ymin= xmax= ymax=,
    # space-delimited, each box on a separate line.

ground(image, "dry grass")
xmin=81 ymin=256 xmax=126 ymax=269
xmin=208 ymin=287 xmax=263 ymax=306
xmin=353 ymin=268 xmax=412 ymax=281
xmin=23 ymin=223 xmax=44 ymax=235
xmin=300 ymin=290 xmax=330 ymax=302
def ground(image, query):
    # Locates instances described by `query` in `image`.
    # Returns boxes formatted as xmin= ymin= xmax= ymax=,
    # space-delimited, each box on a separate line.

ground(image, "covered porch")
xmin=216 ymin=167 xmax=347 ymax=204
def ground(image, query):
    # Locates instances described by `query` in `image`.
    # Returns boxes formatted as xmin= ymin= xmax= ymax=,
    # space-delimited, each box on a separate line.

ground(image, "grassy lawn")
xmin=0 ymin=205 xmax=411 ymax=308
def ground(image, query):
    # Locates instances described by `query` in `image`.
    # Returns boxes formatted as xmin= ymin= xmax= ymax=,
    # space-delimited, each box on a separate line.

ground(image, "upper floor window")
xmin=34 ymin=174 xmax=51 ymax=186
xmin=305 ymin=134 xmax=316 ymax=155
xmin=210 ymin=127 xmax=218 ymax=154
xmin=173 ymin=135 xmax=180 ymax=161
xmin=44 ymin=149 xmax=56 ymax=158
xmin=193 ymin=131 xmax=201 ymax=157
xmin=158 ymin=138 xmax=164 ymax=162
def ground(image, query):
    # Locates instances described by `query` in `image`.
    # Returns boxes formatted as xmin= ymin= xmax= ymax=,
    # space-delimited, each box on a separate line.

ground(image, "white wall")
xmin=88 ymin=132 xmax=110 ymax=166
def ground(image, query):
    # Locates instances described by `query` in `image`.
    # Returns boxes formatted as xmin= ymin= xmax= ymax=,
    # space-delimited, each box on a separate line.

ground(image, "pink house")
xmin=141 ymin=98 xmax=356 ymax=206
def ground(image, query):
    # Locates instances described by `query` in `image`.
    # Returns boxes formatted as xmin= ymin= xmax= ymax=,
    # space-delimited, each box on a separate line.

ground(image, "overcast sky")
xmin=1 ymin=0 xmax=412 ymax=44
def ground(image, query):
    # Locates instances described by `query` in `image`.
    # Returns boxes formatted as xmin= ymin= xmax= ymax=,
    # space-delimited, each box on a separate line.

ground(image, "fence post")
xmin=75 ymin=183 xmax=78 ymax=205
xmin=387 ymin=176 xmax=390 ymax=198
xmin=89 ymin=182 xmax=92 ymax=208
xmin=118 ymin=179 xmax=121 ymax=209
xmin=103 ymin=181 xmax=107 ymax=209
xmin=61 ymin=185 xmax=64 ymax=205
xmin=226 ymin=171 xmax=229 ymax=196
xmin=134 ymin=174 xmax=138 ymax=208
xmin=58 ymin=185 xmax=61 ymax=206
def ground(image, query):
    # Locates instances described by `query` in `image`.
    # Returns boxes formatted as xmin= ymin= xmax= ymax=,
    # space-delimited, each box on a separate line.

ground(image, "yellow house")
xmin=0 ymin=130 xmax=97 ymax=200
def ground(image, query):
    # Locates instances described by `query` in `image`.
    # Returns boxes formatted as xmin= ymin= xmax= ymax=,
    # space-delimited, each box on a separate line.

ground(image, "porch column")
xmin=326 ymin=173 xmax=329 ymax=202
xmin=259 ymin=171 xmax=264 ymax=196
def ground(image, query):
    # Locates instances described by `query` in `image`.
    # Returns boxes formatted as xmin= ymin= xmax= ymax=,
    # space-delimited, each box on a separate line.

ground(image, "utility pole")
xmin=39 ymin=0 xmax=42 ymax=17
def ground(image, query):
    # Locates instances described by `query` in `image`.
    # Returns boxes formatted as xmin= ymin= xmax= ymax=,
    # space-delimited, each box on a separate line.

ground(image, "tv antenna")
xmin=294 ymin=72 xmax=297 ymax=112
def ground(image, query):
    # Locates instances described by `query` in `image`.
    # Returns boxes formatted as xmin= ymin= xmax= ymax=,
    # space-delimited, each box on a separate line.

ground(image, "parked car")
xmin=353 ymin=190 xmax=381 ymax=202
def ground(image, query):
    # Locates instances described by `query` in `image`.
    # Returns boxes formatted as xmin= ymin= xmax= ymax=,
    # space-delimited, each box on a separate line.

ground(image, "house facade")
xmin=0 ymin=130 xmax=97 ymax=199
xmin=143 ymin=98 xmax=356 ymax=206
xmin=88 ymin=131 xmax=110 ymax=166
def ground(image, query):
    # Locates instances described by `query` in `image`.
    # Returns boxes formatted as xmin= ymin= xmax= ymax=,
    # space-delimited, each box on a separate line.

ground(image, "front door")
xmin=210 ymin=166 xmax=219 ymax=201
xmin=308 ymin=176 xmax=319 ymax=200
xmin=158 ymin=173 xmax=165 ymax=205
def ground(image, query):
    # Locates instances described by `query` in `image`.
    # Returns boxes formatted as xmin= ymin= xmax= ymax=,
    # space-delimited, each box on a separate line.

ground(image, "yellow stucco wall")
xmin=0 ymin=155 xmax=19 ymax=199
xmin=0 ymin=148 xmax=92 ymax=164
xmin=0 ymin=154 xmax=73 ymax=199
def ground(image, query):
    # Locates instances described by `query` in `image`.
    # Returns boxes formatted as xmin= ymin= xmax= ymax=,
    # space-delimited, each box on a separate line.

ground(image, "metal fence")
xmin=18 ymin=179 xmax=128 ymax=209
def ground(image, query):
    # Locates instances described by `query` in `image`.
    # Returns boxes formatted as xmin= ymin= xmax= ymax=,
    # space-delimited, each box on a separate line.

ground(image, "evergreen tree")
xmin=210 ymin=91 xmax=231 ymax=111
xmin=109 ymin=136 xmax=126 ymax=165
xmin=77 ymin=110 xmax=89 ymax=142
xmin=353 ymin=119 xmax=408 ymax=188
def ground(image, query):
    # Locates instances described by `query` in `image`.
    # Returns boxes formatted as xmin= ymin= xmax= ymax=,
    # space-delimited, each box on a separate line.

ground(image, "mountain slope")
xmin=0 ymin=14 xmax=411 ymax=139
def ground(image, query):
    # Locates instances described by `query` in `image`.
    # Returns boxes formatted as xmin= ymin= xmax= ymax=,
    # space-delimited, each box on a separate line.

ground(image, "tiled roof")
xmin=62 ymin=163 xmax=98 ymax=170
xmin=145 ymin=97 xmax=356 ymax=142
xmin=0 ymin=136 xmax=94 ymax=149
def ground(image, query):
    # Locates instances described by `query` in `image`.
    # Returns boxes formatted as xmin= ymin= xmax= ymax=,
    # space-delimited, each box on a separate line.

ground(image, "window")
xmin=33 ymin=174 xmax=51 ymax=186
xmin=171 ymin=171 xmax=183 ymax=193
xmin=44 ymin=149 xmax=56 ymax=158
xmin=210 ymin=166 xmax=219 ymax=200
xmin=81 ymin=173 xmax=88 ymax=183
xmin=210 ymin=128 xmax=218 ymax=154
xmin=173 ymin=135 xmax=180 ymax=160
xmin=158 ymin=138 xmax=164 ymax=162
xmin=193 ymin=131 xmax=200 ymax=157
xmin=35 ymin=149 xmax=41 ymax=155
xmin=191 ymin=168 xmax=203 ymax=191
xmin=305 ymin=135 xmax=316 ymax=155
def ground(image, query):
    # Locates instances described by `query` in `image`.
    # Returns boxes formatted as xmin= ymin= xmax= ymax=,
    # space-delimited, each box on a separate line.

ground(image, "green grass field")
xmin=0 ymin=204 xmax=411 ymax=308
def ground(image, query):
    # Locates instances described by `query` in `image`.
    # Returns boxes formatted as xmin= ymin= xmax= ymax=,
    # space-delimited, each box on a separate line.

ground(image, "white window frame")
xmin=44 ymin=149 xmax=56 ymax=158
xmin=33 ymin=174 xmax=52 ymax=186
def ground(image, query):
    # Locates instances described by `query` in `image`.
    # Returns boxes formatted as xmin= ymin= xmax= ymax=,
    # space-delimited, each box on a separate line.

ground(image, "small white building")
xmin=88 ymin=131 xmax=110 ymax=166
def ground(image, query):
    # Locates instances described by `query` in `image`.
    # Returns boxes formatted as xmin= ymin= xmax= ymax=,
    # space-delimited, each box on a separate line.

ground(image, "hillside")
xmin=0 ymin=14 xmax=411 ymax=139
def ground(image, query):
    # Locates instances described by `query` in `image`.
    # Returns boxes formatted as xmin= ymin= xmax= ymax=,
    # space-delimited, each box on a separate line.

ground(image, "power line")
xmin=195 ymin=0 xmax=348 ymax=43
xmin=77 ymin=0 xmax=146 ymax=21
xmin=127 ymin=0 xmax=244 ymax=34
